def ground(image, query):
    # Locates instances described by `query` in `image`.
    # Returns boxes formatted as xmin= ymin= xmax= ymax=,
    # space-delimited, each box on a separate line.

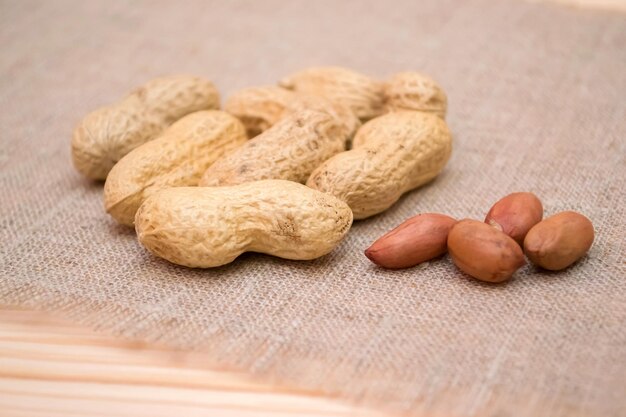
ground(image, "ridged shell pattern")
xmin=307 ymin=111 xmax=452 ymax=219
xmin=279 ymin=66 xmax=385 ymax=121
xmin=224 ymin=85 xmax=360 ymax=143
xmin=135 ymin=180 xmax=354 ymax=268
xmin=71 ymin=75 xmax=220 ymax=180
xmin=104 ymin=111 xmax=247 ymax=226
xmin=384 ymin=72 xmax=448 ymax=118
xmin=200 ymin=110 xmax=345 ymax=186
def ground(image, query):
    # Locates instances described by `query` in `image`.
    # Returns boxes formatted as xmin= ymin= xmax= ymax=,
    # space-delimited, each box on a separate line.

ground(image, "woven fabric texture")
xmin=1 ymin=1 xmax=625 ymax=416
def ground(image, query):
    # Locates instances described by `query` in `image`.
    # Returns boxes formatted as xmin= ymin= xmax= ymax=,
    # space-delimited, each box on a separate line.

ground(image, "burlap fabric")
xmin=1 ymin=1 xmax=625 ymax=416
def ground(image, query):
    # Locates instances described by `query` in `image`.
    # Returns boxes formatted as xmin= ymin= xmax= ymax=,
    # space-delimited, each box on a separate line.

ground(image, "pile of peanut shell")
xmin=71 ymin=67 xmax=453 ymax=268
xmin=365 ymin=192 xmax=595 ymax=283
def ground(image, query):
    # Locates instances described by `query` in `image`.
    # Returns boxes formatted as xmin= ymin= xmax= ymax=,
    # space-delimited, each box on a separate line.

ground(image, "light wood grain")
xmin=0 ymin=308 xmax=387 ymax=417
xmin=534 ymin=0 xmax=626 ymax=11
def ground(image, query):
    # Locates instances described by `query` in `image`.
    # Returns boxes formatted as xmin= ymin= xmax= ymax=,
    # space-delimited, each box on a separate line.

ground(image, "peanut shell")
xmin=200 ymin=110 xmax=345 ymax=187
xmin=307 ymin=111 xmax=452 ymax=219
xmin=72 ymin=75 xmax=220 ymax=180
xmin=279 ymin=66 xmax=385 ymax=121
xmin=135 ymin=180 xmax=353 ymax=268
xmin=224 ymin=86 xmax=360 ymax=142
xmin=104 ymin=111 xmax=247 ymax=226
xmin=384 ymin=71 xmax=448 ymax=118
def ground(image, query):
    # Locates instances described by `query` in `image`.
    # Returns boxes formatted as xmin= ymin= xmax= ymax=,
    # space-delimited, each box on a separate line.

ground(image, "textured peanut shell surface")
xmin=286 ymin=94 xmax=361 ymax=145
xmin=279 ymin=66 xmax=385 ymax=121
xmin=104 ymin=111 xmax=247 ymax=226
xmin=307 ymin=111 xmax=452 ymax=219
xmin=224 ymin=86 xmax=295 ymax=137
xmin=72 ymin=75 xmax=220 ymax=180
xmin=200 ymin=110 xmax=345 ymax=187
xmin=448 ymin=219 xmax=526 ymax=283
xmin=524 ymin=211 xmax=594 ymax=270
xmin=384 ymin=71 xmax=448 ymax=118
xmin=224 ymin=85 xmax=360 ymax=143
xmin=135 ymin=180 xmax=354 ymax=268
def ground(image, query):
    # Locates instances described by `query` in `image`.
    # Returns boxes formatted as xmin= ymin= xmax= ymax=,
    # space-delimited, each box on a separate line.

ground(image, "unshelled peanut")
xmin=72 ymin=75 xmax=220 ymax=180
xmin=307 ymin=111 xmax=452 ymax=219
xmin=135 ymin=180 xmax=353 ymax=268
xmin=279 ymin=66 xmax=385 ymax=121
xmin=384 ymin=72 xmax=448 ymax=118
xmin=200 ymin=110 xmax=345 ymax=187
xmin=104 ymin=111 xmax=247 ymax=226
xmin=224 ymin=86 xmax=360 ymax=141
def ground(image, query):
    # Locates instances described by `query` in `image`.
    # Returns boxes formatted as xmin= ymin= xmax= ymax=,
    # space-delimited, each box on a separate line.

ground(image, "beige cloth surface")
xmin=1 ymin=1 xmax=625 ymax=416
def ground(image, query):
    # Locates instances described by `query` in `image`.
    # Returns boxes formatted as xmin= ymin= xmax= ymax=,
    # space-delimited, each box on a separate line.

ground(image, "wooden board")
xmin=534 ymin=0 xmax=626 ymax=11
xmin=0 ymin=308 xmax=387 ymax=417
